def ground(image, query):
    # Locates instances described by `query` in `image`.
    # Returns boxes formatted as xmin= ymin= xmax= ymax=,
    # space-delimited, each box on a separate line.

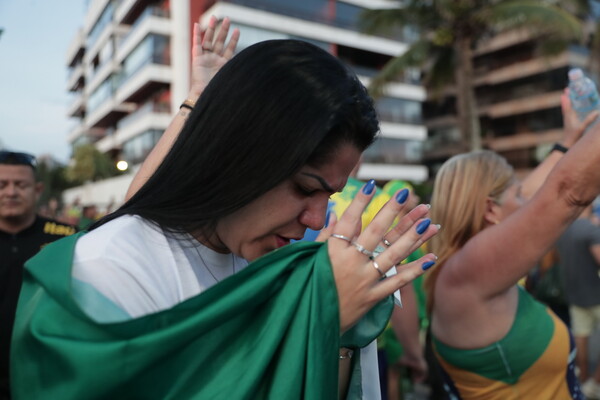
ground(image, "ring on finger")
xmin=351 ymin=241 xmax=375 ymax=259
xmin=383 ymin=238 xmax=392 ymax=247
xmin=371 ymin=261 xmax=386 ymax=278
xmin=331 ymin=234 xmax=352 ymax=243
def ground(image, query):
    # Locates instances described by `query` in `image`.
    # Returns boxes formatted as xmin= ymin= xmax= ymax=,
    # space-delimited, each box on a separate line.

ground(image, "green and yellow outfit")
xmin=432 ymin=287 xmax=583 ymax=399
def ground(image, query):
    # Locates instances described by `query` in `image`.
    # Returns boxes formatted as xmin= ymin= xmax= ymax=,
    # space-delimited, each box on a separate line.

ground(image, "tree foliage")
xmin=66 ymin=144 xmax=120 ymax=184
xmin=361 ymin=0 xmax=590 ymax=151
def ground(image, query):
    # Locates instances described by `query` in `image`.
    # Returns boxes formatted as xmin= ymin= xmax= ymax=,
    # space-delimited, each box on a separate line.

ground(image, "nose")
xmin=298 ymin=195 xmax=330 ymax=231
xmin=4 ymin=183 xmax=18 ymax=196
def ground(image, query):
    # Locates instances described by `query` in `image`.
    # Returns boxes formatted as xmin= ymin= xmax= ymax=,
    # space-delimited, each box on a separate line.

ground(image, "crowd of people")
xmin=2 ymin=14 xmax=600 ymax=400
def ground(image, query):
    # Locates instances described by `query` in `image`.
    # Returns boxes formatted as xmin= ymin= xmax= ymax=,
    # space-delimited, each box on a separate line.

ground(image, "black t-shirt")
xmin=0 ymin=216 xmax=76 ymax=399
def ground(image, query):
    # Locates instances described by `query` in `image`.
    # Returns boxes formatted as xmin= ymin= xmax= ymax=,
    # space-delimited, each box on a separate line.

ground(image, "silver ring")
xmin=331 ymin=234 xmax=352 ymax=243
xmin=351 ymin=241 xmax=375 ymax=259
xmin=372 ymin=261 xmax=386 ymax=278
xmin=383 ymin=238 xmax=392 ymax=247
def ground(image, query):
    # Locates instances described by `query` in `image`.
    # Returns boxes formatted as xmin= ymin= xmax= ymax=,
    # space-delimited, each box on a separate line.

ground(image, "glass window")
xmin=87 ymin=1 xmax=114 ymax=48
xmin=376 ymin=97 xmax=422 ymax=124
xmin=120 ymin=34 xmax=170 ymax=84
xmin=122 ymin=129 xmax=163 ymax=165
xmin=362 ymin=137 xmax=423 ymax=164
xmin=87 ymin=76 xmax=114 ymax=114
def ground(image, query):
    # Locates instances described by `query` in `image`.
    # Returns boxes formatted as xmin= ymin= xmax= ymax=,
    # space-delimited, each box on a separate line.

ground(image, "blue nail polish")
xmin=422 ymin=261 xmax=436 ymax=271
xmin=324 ymin=209 xmax=331 ymax=228
xmin=396 ymin=188 xmax=409 ymax=204
xmin=416 ymin=219 xmax=431 ymax=234
xmin=362 ymin=179 xmax=375 ymax=195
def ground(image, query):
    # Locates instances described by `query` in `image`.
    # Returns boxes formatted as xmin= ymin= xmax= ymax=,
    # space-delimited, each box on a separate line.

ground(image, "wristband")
xmin=551 ymin=143 xmax=568 ymax=154
xmin=180 ymin=98 xmax=196 ymax=111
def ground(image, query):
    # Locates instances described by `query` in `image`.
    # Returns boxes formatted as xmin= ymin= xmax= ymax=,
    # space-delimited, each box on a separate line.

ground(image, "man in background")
xmin=555 ymin=204 xmax=600 ymax=399
xmin=0 ymin=151 xmax=76 ymax=399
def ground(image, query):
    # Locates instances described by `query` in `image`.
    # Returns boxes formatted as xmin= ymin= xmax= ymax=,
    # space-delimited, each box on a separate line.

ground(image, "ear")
xmin=483 ymin=197 xmax=500 ymax=226
xmin=34 ymin=182 xmax=44 ymax=200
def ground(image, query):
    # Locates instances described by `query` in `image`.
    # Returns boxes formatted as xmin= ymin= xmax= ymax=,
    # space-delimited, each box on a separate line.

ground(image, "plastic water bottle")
xmin=568 ymin=68 xmax=600 ymax=129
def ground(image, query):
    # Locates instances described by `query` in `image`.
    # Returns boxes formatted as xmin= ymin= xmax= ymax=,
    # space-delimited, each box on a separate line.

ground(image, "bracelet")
xmin=179 ymin=98 xmax=196 ymax=111
xmin=339 ymin=349 xmax=354 ymax=360
xmin=551 ymin=143 xmax=568 ymax=154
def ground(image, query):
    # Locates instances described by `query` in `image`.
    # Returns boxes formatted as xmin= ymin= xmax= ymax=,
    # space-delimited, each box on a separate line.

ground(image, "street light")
xmin=116 ymin=160 xmax=128 ymax=171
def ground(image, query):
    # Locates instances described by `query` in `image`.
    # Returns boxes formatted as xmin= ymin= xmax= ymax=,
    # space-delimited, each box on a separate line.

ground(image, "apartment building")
xmin=64 ymin=0 xmax=429 ymax=205
xmin=423 ymin=2 xmax=600 ymax=176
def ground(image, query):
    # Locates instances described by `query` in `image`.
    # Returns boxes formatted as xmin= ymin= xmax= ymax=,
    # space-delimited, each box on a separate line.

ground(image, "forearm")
xmin=390 ymin=284 xmax=422 ymax=360
xmin=520 ymin=147 xmax=565 ymax=200
xmin=338 ymin=351 xmax=352 ymax=400
xmin=125 ymin=99 xmax=195 ymax=200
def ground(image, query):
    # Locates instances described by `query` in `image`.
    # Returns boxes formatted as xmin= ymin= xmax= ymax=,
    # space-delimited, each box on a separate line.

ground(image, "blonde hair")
xmin=424 ymin=150 xmax=515 ymax=314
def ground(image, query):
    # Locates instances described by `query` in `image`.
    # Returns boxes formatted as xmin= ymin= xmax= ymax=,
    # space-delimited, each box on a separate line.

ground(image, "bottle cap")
xmin=569 ymin=68 xmax=584 ymax=81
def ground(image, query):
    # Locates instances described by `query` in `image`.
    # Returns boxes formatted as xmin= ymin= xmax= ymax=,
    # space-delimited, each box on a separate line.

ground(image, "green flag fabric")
xmin=12 ymin=232 xmax=392 ymax=399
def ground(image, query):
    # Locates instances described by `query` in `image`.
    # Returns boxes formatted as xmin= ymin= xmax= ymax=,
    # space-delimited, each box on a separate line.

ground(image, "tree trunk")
xmin=454 ymin=36 xmax=481 ymax=151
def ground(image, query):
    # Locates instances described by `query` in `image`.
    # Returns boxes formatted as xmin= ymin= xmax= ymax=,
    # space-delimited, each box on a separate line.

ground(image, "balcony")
xmin=486 ymin=128 xmax=564 ymax=152
xmin=474 ymin=29 xmax=534 ymax=56
xmin=66 ymin=28 xmax=85 ymax=68
xmin=205 ymin=2 xmax=407 ymax=57
xmin=86 ymin=96 xmax=137 ymax=129
xmin=87 ymin=58 xmax=120 ymax=96
xmin=116 ymin=63 xmax=171 ymax=104
xmin=67 ymin=123 xmax=86 ymax=144
xmin=67 ymin=63 xmax=85 ymax=92
xmin=379 ymin=122 xmax=427 ymax=141
xmin=479 ymin=90 xmax=563 ymax=119
xmin=83 ymin=0 xmax=111 ymax=36
xmin=116 ymin=8 xmax=170 ymax=64
xmin=474 ymin=50 xmax=588 ymax=86
xmin=357 ymin=163 xmax=429 ymax=182
xmin=67 ymin=95 xmax=86 ymax=118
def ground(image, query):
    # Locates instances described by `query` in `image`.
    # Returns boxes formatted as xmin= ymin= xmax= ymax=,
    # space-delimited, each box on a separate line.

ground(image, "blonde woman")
xmin=425 ymin=94 xmax=600 ymax=399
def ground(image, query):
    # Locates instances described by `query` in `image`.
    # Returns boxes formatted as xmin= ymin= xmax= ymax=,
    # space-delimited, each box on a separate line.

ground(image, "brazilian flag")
xmin=11 ymin=233 xmax=392 ymax=399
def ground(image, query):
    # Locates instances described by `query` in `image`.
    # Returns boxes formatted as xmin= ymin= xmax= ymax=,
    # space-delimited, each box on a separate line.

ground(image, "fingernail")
xmin=434 ymin=224 xmax=441 ymax=230
xmin=426 ymin=204 xmax=431 ymax=209
xmin=396 ymin=188 xmax=409 ymax=204
xmin=362 ymin=179 xmax=375 ymax=195
xmin=422 ymin=261 xmax=436 ymax=271
xmin=416 ymin=219 xmax=431 ymax=234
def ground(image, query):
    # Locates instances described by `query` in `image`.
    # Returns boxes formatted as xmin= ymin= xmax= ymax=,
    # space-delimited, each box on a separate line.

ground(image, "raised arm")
xmin=125 ymin=16 xmax=239 ymax=200
xmin=445 ymin=96 xmax=600 ymax=299
xmin=521 ymin=90 xmax=599 ymax=199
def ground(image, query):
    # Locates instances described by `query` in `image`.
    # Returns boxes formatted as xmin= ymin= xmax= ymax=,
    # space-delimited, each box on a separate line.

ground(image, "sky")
xmin=0 ymin=0 xmax=86 ymax=163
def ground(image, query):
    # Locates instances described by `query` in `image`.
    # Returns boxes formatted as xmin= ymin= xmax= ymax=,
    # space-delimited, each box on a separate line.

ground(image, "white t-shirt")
xmin=72 ymin=214 xmax=248 ymax=321
xmin=71 ymin=214 xmax=380 ymax=400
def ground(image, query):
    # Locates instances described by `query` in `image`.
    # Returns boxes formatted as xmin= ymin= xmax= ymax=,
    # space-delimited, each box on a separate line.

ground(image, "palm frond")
xmin=424 ymin=47 xmax=456 ymax=96
xmin=359 ymin=1 xmax=441 ymax=36
xmin=367 ymin=39 xmax=433 ymax=98
xmin=483 ymin=1 xmax=583 ymax=41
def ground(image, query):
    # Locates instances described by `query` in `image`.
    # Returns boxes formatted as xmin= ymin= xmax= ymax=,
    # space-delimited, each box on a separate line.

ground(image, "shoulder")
xmin=75 ymin=215 xmax=166 ymax=258
xmin=72 ymin=215 xmax=187 ymax=317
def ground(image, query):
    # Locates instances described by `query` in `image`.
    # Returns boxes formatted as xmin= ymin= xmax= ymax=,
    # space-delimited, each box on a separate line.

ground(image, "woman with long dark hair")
xmin=11 ymin=17 xmax=438 ymax=399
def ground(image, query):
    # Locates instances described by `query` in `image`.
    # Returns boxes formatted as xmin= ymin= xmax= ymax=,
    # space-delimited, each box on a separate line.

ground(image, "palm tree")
xmin=361 ymin=0 xmax=589 ymax=151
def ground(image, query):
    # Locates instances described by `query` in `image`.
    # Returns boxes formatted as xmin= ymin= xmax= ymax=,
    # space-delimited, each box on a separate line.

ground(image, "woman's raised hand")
xmin=189 ymin=15 xmax=240 ymax=98
xmin=323 ymin=181 xmax=439 ymax=332
xmin=561 ymin=88 xmax=599 ymax=147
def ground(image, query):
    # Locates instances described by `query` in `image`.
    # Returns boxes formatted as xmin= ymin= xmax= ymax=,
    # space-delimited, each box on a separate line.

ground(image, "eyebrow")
xmin=301 ymin=172 xmax=337 ymax=193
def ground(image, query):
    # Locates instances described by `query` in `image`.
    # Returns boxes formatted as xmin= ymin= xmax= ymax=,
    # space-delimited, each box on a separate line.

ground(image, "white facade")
xmin=65 ymin=0 xmax=428 ymax=206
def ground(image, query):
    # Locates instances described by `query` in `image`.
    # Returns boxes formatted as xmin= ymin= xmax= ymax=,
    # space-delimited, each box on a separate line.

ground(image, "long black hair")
xmin=94 ymin=39 xmax=379 ymax=235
